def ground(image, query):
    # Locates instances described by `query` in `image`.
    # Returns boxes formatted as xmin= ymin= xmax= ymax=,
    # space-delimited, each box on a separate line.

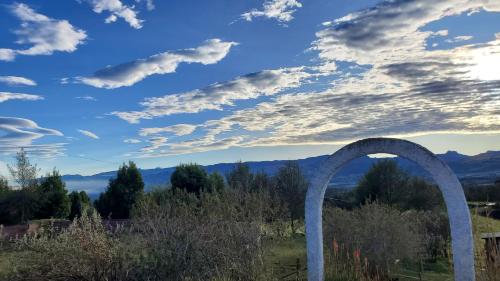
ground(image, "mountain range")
xmin=63 ymin=150 xmax=500 ymax=197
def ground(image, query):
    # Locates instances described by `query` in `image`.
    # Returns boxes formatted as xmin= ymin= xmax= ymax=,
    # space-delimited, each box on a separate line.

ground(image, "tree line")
xmin=1 ymin=149 xmax=308 ymax=232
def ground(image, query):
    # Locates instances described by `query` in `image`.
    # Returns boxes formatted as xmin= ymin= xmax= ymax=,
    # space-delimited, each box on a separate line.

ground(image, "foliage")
xmin=355 ymin=160 xmax=443 ymax=211
xmin=0 ymin=176 xmax=8 ymax=193
xmin=170 ymin=163 xmax=209 ymax=194
xmin=95 ymin=161 xmax=144 ymax=219
xmin=323 ymin=203 xmax=424 ymax=276
xmin=36 ymin=170 xmax=70 ymax=219
xmin=7 ymin=148 xmax=38 ymax=190
xmin=465 ymin=182 xmax=500 ymax=202
xmin=68 ymin=190 xmax=91 ymax=220
xmin=226 ymin=161 xmax=254 ymax=192
xmin=131 ymin=188 xmax=267 ymax=281
xmin=7 ymin=210 xmax=134 ymax=281
xmin=273 ymin=161 xmax=308 ymax=233
xmin=4 ymin=149 xmax=40 ymax=223
xmin=207 ymin=171 xmax=225 ymax=193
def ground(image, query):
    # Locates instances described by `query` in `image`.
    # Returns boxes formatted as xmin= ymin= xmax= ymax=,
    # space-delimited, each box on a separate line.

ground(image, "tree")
xmin=355 ymin=160 xmax=443 ymax=211
xmin=7 ymin=149 xmax=39 ymax=222
xmin=355 ymin=159 xmax=408 ymax=205
xmin=251 ymin=171 xmax=272 ymax=193
xmin=69 ymin=191 xmax=91 ymax=220
xmin=170 ymin=163 xmax=208 ymax=194
xmin=36 ymin=170 xmax=70 ymax=219
xmin=95 ymin=161 xmax=144 ymax=219
xmin=8 ymin=148 xmax=38 ymax=190
xmin=207 ymin=172 xmax=225 ymax=193
xmin=0 ymin=175 xmax=8 ymax=193
xmin=274 ymin=161 xmax=308 ymax=233
xmin=226 ymin=161 xmax=254 ymax=192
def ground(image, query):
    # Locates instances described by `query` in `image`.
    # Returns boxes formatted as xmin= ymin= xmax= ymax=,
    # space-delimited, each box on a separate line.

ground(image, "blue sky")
xmin=0 ymin=0 xmax=500 ymax=176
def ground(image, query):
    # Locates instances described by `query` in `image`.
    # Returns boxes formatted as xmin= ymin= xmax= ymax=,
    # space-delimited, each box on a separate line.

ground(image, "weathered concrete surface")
xmin=305 ymin=138 xmax=475 ymax=281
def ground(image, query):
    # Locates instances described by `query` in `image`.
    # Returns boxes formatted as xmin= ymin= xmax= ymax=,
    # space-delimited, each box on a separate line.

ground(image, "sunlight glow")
xmin=469 ymin=52 xmax=500 ymax=81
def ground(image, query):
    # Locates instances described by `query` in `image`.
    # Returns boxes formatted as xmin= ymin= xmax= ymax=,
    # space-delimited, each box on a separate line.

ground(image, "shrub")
xmin=7 ymin=210 xmax=133 ymax=281
xmin=130 ymin=188 xmax=267 ymax=281
xmin=323 ymin=202 xmax=424 ymax=276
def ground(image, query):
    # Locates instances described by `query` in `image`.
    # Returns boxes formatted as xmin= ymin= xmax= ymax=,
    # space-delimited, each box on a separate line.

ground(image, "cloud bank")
xmin=112 ymin=67 xmax=311 ymax=123
xmin=0 ymin=117 xmax=65 ymax=157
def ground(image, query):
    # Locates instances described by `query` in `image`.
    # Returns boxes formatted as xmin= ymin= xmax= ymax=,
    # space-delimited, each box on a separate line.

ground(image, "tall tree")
xmin=7 ymin=149 xmax=39 ymax=222
xmin=37 ymin=170 xmax=70 ymax=219
xmin=95 ymin=161 xmax=144 ymax=219
xmin=170 ymin=163 xmax=208 ymax=194
xmin=8 ymin=148 xmax=38 ymax=190
xmin=274 ymin=161 xmax=308 ymax=233
xmin=69 ymin=190 xmax=91 ymax=220
xmin=226 ymin=161 xmax=254 ymax=192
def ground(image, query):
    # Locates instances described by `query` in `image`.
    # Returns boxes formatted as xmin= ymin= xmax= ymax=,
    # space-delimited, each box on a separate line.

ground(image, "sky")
xmin=0 ymin=0 xmax=500 ymax=176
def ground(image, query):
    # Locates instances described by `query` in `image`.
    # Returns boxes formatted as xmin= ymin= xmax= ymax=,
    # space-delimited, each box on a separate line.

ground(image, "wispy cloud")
xmin=78 ymin=129 xmax=100 ymax=139
xmin=112 ymin=67 xmax=311 ymax=123
xmin=0 ymin=92 xmax=43 ymax=103
xmin=0 ymin=3 xmax=87 ymax=62
xmin=124 ymin=138 xmax=141 ymax=143
xmin=75 ymin=96 xmax=97 ymax=101
xmin=133 ymin=0 xmax=500 ymax=157
xmin=0 ymin=117 xmax=65 ymax=157
xmin=76 ymin=39 xmax=238 ymax=89
xmin=0 ymin=76 xmax=37 ymax=86
xmin=241 ymin=0 xmax=302 ymax=24
xmin=139 ymin=124 xmax=198 ymax=136
xmin=446 ymin=35 xmax=473 ymax=43
xmin=85 ymin=0 xmax=144 ymax=29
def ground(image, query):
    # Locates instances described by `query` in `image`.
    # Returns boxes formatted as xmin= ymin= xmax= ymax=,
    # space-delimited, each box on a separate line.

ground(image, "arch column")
xmin=305 ymin=138 xmax=475 ymax=281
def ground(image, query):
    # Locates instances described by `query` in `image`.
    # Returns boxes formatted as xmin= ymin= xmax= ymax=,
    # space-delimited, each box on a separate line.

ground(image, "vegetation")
xmin=0 ymin=153 xmax=499 ymax=281
xmin=94 ymin=161 xmax=144 ymax=219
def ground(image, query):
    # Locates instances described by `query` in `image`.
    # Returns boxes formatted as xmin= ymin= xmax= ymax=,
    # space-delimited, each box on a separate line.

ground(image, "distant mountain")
xmin=63 ymin=150 xmax=500 ymax=197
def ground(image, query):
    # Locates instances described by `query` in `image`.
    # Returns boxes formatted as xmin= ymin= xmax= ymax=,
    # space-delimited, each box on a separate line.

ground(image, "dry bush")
xmin=129 ymin=188 xmax=268 ymax=281
xmin=5 ymin=210 xmax=134 ymax=281
xmin=323 ymin=202 xmax=424 ymax=277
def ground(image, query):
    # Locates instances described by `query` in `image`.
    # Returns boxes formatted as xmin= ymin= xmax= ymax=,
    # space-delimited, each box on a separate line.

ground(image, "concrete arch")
xmin=305 ymin=138 xmax=474 ymax=281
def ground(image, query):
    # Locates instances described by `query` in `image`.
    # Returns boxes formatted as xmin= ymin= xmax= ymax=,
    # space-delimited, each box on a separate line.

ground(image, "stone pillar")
xmin=305 ymin=138 xmax=475 ymax=281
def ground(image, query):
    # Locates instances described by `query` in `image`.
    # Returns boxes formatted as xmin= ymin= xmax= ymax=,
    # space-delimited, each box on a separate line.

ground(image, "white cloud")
xmin=0 ymin=92 xmax=43 ymax=103
xmin=0 ymin=76 xmax=37 ymax=87
xmin=139 ymin=124 xmax=197 ymax=136
xmin=77 ymin=39 xmax=238 ymax=89
xmin=141 ymin=136 xmax=168 ymax=153
xmin=87 ymin=0 xmax=143 ymax=29
xmin=446 ymin=35 xmax=474 ymax=43
xmin=242 ymin=0 xmax=302 ymax=23
xmin=75 ymin=96 xmax=97 ymax=101
xmin=77 ymin=129 xmax=100 ymax=139
xmin=124 ymin=138 xmax=141 ymax=143
xmin=133 ymin=0 xmax=500 ymax=157
xmin=0 ymin=3 xmax=87 ymax=62
xmin=0 ymin=117 xmax=65 ymax=157
xmin=112 ymin=67 xmax=311 ymax=123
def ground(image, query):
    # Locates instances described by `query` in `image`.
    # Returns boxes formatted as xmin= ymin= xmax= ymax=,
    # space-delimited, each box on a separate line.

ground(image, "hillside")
xmin=63 ymin=150 xmax=500 ymax=196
